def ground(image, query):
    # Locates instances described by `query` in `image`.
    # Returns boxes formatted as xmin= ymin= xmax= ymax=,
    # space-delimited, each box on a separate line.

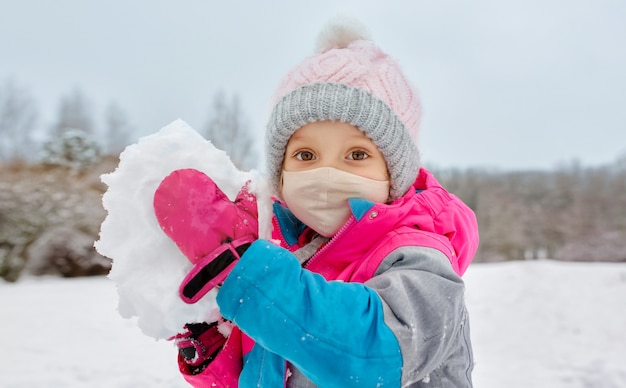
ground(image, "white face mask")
xmin=281 ymin=167 xmax=390 ymax=237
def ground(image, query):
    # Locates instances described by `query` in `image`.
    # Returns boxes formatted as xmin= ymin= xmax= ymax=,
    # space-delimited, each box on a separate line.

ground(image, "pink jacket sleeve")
xmin=413 ymin=168 xmax=479 ymax=276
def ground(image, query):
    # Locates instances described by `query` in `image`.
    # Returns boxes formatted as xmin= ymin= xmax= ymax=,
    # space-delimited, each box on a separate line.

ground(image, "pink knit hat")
xmin=266 ymin=18 xmax=422 ymax=200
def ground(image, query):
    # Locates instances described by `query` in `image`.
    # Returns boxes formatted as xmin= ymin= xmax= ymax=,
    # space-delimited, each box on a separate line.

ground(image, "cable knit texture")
xmin=265 ymin=22 xmax=422 ymax=200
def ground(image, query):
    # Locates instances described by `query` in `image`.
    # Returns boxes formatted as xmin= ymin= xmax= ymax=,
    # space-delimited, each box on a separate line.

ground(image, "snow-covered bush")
xmin=41 ymin=129 xmax=101 ymax=171
xmin=555 ymin=231 xmax=626 ymax=262
xmin=24 ymin=225 xmax=110 ymax=277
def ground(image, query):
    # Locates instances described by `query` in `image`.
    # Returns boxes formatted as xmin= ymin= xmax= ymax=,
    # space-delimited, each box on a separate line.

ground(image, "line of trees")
xmin=0 ymin=78 xmax=258 ymax=170
xmin=0 ymin=79 xmax=132 ymax=161
xmin=433 ymin=157 xmax=626 ymax=262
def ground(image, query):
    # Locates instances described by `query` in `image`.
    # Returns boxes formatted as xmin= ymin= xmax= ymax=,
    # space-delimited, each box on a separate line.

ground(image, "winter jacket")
xmin=178 ymin=167 xmax=479 ymax=387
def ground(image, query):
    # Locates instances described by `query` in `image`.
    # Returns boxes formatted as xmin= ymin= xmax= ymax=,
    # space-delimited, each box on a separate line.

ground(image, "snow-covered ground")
xmin=2 ymin=259 xmax=625 ymax=387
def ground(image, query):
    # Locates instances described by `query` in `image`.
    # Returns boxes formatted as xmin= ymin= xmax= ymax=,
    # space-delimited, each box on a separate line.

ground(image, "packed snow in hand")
xmin=95 ymin=119 xmax=272 ymax=340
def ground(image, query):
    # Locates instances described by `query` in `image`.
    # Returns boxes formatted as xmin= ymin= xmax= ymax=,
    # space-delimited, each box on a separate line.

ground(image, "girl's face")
xmin=283 ymin=121 xmax=389 ymax=181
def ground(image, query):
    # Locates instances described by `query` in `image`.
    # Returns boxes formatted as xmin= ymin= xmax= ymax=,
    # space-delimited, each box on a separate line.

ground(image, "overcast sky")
xmin=1 ymin=0 xmax=625 ymax=170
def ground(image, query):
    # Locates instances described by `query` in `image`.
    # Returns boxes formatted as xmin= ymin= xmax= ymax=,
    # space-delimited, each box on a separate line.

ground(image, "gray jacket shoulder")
xmin=365 ymin=246 xmax=474 ymax=387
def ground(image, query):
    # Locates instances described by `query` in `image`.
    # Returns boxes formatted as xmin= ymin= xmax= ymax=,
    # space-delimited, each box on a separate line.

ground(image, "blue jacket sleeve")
xmin=216 ymin=239 xmax=402 ymax=387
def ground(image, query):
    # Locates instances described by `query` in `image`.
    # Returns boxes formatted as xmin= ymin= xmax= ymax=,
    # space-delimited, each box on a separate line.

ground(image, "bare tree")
xmin=204 ymin=90 xmax=259 ymax=171
xmin=50 ymin=88 xmax=94 ymax=136
xmin=103 ymin=102 xmax=133 ymax=155
xmin=0 ymin=79 xmax=38 ymax=161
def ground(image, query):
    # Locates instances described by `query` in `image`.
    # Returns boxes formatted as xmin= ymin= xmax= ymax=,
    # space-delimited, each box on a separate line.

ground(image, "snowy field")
xmin=2 ymin=259 xmax=625 ymax=388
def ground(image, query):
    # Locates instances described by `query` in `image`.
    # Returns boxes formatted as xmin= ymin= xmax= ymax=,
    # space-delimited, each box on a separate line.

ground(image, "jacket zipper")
xmin=303 ymin=216 xmax=356 ymax=270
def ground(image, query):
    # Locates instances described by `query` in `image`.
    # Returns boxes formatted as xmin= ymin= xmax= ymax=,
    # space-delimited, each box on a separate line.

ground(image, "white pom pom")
xmin=314 ymin=16 xmax=372 ymax=53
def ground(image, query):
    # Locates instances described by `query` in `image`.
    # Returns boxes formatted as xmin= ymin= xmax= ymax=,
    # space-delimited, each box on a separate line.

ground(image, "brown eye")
xmin=295 ymin=150 xmax=315 ymax=161
xmin=348 ymin=150 xmax=369 ymax=160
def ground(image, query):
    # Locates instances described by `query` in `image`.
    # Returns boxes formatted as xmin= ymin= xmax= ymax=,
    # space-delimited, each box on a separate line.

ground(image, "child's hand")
xmin=153 ymin=168 xmax=258 ymax=303
xmin=169 ymin=320 xmax=229 ymax=372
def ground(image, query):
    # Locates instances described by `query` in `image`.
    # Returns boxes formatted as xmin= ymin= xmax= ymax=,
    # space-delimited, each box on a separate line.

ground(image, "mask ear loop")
xmin=278 ymin=166 xmax=288 ymax=201
xmin=278 ymin=155 xmax=286 ymax=199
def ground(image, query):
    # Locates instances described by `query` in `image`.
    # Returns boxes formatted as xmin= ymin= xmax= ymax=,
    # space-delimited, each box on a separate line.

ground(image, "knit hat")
xmin=265 ymin=18 xmax=422 ymax=200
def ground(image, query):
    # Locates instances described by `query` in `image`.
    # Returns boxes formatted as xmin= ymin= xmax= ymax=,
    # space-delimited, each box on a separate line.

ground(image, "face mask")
xmin=281 ymin=167 xmax=390 ymax=237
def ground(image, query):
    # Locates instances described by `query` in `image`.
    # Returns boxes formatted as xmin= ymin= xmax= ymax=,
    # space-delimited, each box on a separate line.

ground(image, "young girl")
xmin=165 ymin=19 xmax=479 ymax=387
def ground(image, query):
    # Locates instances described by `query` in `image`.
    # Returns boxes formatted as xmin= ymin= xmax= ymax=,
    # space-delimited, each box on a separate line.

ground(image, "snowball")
xmin=95 ymin=119 xmax=272 ymax=340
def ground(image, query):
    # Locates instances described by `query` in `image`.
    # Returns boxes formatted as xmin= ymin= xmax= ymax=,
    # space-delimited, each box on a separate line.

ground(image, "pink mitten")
xmin=170 ymin=321 xmax=228 ymax=369
xmin=153 ymin=168 xmax=258 ymax=303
